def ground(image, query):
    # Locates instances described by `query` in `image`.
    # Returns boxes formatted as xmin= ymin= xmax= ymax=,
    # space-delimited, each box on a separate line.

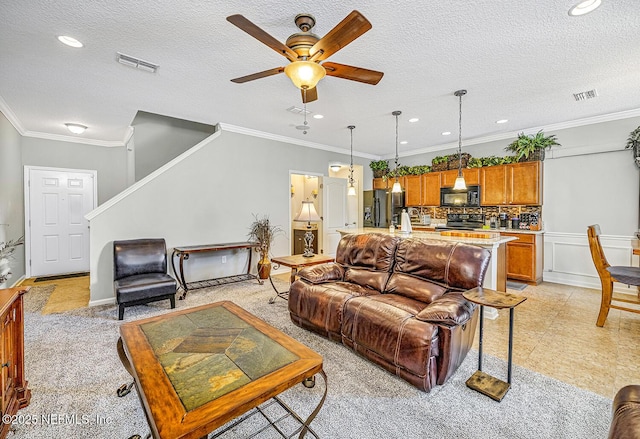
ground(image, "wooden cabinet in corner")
xmin=480 ymin=161 xmax=542 ymax=206
xmin=501 ymin=232 xmax=543 ymax=284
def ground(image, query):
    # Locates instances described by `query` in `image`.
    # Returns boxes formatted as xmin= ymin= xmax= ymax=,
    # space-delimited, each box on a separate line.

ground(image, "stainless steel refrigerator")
xmin=363 ymin=189 xmax=405 ymax=228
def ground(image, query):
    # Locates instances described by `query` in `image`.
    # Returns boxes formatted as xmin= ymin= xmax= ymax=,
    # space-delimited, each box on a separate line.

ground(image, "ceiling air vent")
xmin=286 ymin=106 xmax=311 ymax=115
xmin=573 ymin=89 xmax=598 ymax=101
xmin=116 ymin=53 xmax=159 ymax=73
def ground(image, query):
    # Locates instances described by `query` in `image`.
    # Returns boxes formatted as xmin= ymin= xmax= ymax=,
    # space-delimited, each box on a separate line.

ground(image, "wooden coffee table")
xmin=268 ymin=254 xmax=335 ymax=303
xmin=117 ymin=301 xmax=327 ymax=439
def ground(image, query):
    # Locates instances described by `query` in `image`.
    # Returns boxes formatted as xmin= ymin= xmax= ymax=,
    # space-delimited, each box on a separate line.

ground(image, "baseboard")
xmin=89 ymin=297 xmax=116 ymax=307
xmin=543 ymin=271 xmax=638 ymax=296
xmin=10 ymin=276 xmax=26 ymax=287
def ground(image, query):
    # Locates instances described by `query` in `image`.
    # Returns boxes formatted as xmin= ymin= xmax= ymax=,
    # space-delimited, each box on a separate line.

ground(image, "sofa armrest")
xmin=414 ymin=292 xmax=476 ymax=326
xmin=609 ymin=385 xmax=640 ymax=439
xmin=298 ymin=263 xmax=345 ymax=284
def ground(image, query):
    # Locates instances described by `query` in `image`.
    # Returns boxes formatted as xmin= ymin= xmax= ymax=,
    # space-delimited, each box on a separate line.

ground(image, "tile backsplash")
xmin=408 ymin=205 xmax=542 ymax=223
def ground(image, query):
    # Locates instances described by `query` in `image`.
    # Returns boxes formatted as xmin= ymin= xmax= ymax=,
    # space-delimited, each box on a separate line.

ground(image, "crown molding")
xmin=0 ymin=95 xmax=26 ymax=134
xmin=384 ymin=107 xmax=640 ymax=160
xmin=219 ymin=122 xmax=379 ymax=160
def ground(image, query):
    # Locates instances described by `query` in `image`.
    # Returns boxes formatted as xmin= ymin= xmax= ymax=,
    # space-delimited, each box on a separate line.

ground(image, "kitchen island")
xmin=338 ymin=228 xmax=517 ymax=319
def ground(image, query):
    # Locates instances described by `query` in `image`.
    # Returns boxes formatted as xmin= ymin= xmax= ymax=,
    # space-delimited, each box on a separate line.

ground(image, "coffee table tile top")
xmin=140 ymin=306 xmax=299 ymax=411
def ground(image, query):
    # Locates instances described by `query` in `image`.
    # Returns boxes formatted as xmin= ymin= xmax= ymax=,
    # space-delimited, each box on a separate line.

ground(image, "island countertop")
xmin=338 ymin=228 xmax=517 ymax=247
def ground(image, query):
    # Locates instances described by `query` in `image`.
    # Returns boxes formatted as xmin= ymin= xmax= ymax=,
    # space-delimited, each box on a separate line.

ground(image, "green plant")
xmin=247 ymin=214 xmax=283 ymax=258
xmin=432 ymin=156 xmax=447 ymax=165
xmin=468 ymin=157 xmax=483 ymax=168
xmin=505 ymin=130 xmax=560 ymax=161
xmin=625 ymin=125 xmax=640 ymax=168
xmin=369 ymin=160 xmax=389 ymax=172
xmin=481 ymin=156 xmax=502 ymax=167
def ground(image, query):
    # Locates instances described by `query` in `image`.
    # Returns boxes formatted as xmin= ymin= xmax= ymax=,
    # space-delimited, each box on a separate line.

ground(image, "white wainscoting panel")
xmin=543 ymin=232 xmax=637 ymax=295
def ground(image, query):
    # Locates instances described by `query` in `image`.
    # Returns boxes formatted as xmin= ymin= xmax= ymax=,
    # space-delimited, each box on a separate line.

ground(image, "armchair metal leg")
xmin=170 ymin=295 xmax=176 ymax=309
xmin=118 ymin=304 xmax=125 ymax=320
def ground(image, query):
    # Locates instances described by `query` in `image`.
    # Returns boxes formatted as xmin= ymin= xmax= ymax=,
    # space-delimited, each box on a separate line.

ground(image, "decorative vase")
xmin=257 ymin=253 xmax=271 ymax=279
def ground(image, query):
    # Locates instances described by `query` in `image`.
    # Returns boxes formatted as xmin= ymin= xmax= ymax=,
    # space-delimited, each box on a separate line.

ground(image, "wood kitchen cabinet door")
xmin=404 ymin=175 xmax=422 ymax=206
xmin=421 ymin=172 xmax=441 ymax=206
xmin=441 ymin=169 xmax=480 ymax=187
xmin=372 ymin=178 xmax=387 ymax=190
xmin=480 ymin=165 xmax=507 ymax=205
xmin=507 ymin=161 xmax=542 ymax=205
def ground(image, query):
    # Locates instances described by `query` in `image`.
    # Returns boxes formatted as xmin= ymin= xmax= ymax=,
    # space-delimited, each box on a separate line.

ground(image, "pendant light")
xmin=391 ymin=110 xmax=402 ymax=193
xmin=347 ymin=125 xmax=357 ymax=196
xmin=453 ymin=90 xmax=467 ymax=191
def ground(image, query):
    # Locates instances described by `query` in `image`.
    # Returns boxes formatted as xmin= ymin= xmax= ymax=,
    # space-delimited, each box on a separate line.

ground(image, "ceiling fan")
xmin=226 ymin=10 xmax=384 ymax=103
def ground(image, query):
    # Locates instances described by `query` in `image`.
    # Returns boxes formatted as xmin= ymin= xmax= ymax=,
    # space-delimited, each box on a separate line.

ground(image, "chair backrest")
xmin=587 ymin=225 xmax=611 ymax=280
xmin=113 ymin=238 xmax=167 ymax=280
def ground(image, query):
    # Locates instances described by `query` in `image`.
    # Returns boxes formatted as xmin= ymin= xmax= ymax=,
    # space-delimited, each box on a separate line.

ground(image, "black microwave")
xmin=440 ymin=186 xmax=481 ymax=207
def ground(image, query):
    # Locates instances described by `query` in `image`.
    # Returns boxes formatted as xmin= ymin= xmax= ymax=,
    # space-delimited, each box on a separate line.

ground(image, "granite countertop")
xmin=339 ymin=228 xmax=517 ymax=246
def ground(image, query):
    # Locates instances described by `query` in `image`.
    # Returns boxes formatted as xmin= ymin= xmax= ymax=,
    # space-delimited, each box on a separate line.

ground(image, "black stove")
xmin=436 ymin=213 xmax=485 ymax=231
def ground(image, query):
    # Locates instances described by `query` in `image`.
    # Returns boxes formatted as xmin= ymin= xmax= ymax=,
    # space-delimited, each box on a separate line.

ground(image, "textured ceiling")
xmin=1 ymin=1 xmax=639 ymax=158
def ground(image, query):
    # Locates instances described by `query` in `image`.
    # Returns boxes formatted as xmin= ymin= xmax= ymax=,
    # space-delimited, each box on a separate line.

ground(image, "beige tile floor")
xmin=475 ymin=281 xmax=640 ymax=399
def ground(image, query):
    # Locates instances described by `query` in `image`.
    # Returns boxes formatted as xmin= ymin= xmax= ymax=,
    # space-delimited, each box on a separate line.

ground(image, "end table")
xmin=268 ymin=254 xmax=335 ymax=303
xmin=463 ymin=287 xmax=527 ymax=401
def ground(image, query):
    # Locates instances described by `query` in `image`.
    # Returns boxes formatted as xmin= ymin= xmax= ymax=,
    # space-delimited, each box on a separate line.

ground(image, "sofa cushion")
xmin=289 ymin=280 xmax=380 ymax=340
xmin=385 ymin=272 xmax=447 ymax=304
xmin=391 ymin=239 xmax=490 ymax=293
xmin=336 ymin=233 xmax=399 ymax=291
xmin=341 ymin=295 xmax=438 ymax=377
xmin=115 ymin=273 xmax=176 ymax=303
xmin=298 ymin=263 xmax=344 ymax=284
xmin=415 ymin=292 xmax=476 ymax=326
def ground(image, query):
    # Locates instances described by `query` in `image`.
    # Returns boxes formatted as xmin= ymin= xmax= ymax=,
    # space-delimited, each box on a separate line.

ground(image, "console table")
xmin=268 ymin=254 xmax=335 ymax=304
xmin=463 ymin=287 xmax=526 ymax=402
xmin=171 ymin=242 xmax=261 ymax=299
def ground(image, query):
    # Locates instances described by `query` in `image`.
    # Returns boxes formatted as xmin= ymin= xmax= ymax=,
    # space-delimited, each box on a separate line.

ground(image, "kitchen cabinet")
xmin=0 ymin=287 xmax=30 ymax=439
xmin=421 ymin=172 xmax=441 ymax=206
xmin=508 ymin=161 xmax=542 ymax=205
xmin=481 ymin=161 xmax=542 ymax=206
xmin=441 ymin=168 xmax=480 ymax=187
xmin=501 ymin=232 xmax=543 ymax=284
xmin=293 ymin=229 xmax=318 ymax=255
xmin=373 ymin=177 xmax=387 ymax=190
xmin=404 ymin=175 xmax=422 ymax=206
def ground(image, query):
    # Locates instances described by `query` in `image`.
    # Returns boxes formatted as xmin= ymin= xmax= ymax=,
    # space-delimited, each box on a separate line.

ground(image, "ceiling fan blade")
xmin=322 ymin=62 xmax=383 ymax=85
xmin=308 ymin=10 xmax=372 ymax=62
xmin=227 ymin=15 xmax=298 ymax=62
xmin=301 ymin=87 xmax=318 ymax=103
xmin=230 ymin=67 xmax=285 ymax=83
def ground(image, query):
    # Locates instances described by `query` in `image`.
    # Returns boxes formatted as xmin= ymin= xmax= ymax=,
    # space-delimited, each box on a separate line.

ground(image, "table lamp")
xmin=295 ymin=200 xmax=321 ymax=257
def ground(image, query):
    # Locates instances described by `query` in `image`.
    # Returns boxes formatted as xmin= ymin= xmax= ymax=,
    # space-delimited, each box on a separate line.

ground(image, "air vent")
xmin=573 ymin=89 xmax=598 ymax=101
xmin=286 ymin=106 xmax=311 ymax=115
xmin=116 ymin=53 xmax=159 ymax=73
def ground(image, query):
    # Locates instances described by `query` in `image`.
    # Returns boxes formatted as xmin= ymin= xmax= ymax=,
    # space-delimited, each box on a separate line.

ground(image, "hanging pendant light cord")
xmin=348 ymin=125 xmax=355 ymax=186
xmin=458 ymin=92 xmax=463 ymax=174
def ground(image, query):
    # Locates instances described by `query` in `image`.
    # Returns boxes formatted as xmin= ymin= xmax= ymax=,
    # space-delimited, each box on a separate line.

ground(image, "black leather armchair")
xmin=113 ymin=238 xmax=176 ymax=320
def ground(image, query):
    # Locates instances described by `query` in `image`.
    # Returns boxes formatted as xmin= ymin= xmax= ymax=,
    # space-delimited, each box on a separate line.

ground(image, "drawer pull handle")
xmin=1 ymin=362 xmax=9 ymax=368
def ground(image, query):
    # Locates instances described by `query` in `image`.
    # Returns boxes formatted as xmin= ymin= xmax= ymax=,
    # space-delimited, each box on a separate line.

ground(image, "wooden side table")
xmin=268 ymin=254 xmax=335 ymax=303
xmin=463 ymin=287 xmax=527 ymax=401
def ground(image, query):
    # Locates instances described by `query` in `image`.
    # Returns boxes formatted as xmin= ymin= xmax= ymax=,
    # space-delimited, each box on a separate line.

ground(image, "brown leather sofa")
xmin=609 ymin=385 xmax=640 ymax=439
xmin=288 ymin=233 xmax=491 ymax=391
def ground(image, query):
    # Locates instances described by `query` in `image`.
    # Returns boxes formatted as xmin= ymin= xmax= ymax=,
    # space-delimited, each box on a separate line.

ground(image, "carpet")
xmin=14 ymin=281 xmax=612 ymax=439
xmin=506 ymin=281 xmax=528 ymax=291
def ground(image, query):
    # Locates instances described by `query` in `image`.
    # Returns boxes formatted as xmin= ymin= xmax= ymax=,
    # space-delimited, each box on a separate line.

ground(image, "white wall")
xmin=87 ymin=127 xmax=356 ymax=305
xmin=0 ymin=111 xmax=25 ymax=286
xmin=131 ymin=111 xmax=217 ymax=181
xmin=21 ymin=136 xmax=128 ymax=205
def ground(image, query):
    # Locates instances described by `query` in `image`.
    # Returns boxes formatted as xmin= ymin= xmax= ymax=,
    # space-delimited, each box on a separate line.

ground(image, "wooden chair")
xmin=587 ymin=225 xmax=640 ymax=327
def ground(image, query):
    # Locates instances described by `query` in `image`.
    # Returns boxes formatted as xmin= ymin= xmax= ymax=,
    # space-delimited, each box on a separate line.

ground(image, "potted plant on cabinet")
xmin=505 ymin=130 xmax=560 ymax=162
xmin=625 ymin=125 xmax=640 ymax=169
xmin=369 ymin=160 xmax=389 ymax=178
xmin=247 ymin=214 xmax=283 ymax=279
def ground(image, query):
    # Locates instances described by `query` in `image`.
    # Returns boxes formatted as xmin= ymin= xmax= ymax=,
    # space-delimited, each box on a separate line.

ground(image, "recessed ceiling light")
xmin=442 ymin=131 xmax=452 ymax=136
xmin=57 ymin=35 xmax=83 ymax=48
xmin=568 ymin=0 xmax=602 ymax=16
xmin=400 ymin=141 xmax=408 ymax=145
xmin=313 ymin=114 xmax=324 ymax=119
xmin=408 ymin=118 xmax=419 ymax=123
xmin=496 ymin=119 xmax=509 ymax=124
xmin=65 ymin=123 xmax=87 ymax=134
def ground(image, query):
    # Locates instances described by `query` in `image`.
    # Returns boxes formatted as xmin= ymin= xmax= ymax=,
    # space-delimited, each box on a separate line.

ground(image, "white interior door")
xmin=321 ymin=177 xmax=347 ymax=257
xmin=25 ymin=167 xmax=96 ymax=277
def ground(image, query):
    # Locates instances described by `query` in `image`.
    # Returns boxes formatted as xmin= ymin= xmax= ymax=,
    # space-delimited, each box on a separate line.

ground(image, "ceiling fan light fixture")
xmin=284 ymin=61 xmax=326 ymax=90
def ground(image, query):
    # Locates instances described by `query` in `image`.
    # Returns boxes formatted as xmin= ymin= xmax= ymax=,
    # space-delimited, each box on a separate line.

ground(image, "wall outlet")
xmin=221 ymin=256 xmax=227 ymax=264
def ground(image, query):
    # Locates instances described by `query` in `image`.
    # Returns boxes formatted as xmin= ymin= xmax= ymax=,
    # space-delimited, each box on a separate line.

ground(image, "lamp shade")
xmin=284 ymin=61 xmax=326 ymax=90
xmin=391 ymin=180 xmax=402 ymax=193
xmin=453 ymin=175 xmax=467 ymax=190
xmin=295 ymin=201 xmax=321 ymax=222
xmin=347 ymin=185 xmax=356 ymax=196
